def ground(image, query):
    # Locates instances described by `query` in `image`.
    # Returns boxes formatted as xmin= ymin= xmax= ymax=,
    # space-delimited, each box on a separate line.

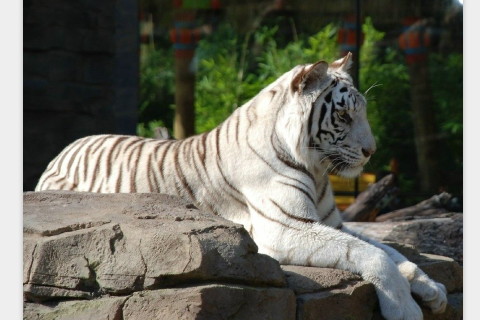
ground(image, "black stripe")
xmin=319 ymin=129 xmax=335 ymax=141
xmin=130 ymin=140 xmax=146 ymax=192
xmin=150 ymin=141 xmax=164 ymax=192
xmin=270 ymin=131 xmax=315 ymax=192
xmin=158 ymin=141 xmax=175 ymax=182
xmin=247 ymin=138 xmax=314 ymax=194
xmin=270 ymin=199 xmax=316 ymax=224
xmin=55 ymin=139 xmax=84 ymax=176
xmin=95 ymin=177 xmax=104 ymax=193
xmin=275 ymin=149 xmax=315 ymax=184
xmin=215 ymin=126 xmax=222 ymax=160
xmin=200 ymin=132 xmax=208 ymax=164
xmin=214 ymin=156 xmax=248 ymax=211
xmin=324 ymin=91 xmax=332 ymax=103
xmin=91 ymin=135 xmax=110 ymax=154
xmin=64 ymin=142 xmax=85 ymax=188
xmin=247 ymin=200 xmax=301 ymax=231
xmin=317 ymin=179 xmax=329 ymax=203
xmin=190 ymin=139 xmax=221 ymax=215
xmin=330 ymin=100 xmax=339 ymax=128
xmin=115 ymin=163 xmax=123 ymax=192
xmin=174 ymin=141 xmax=196 ymax=201
xmin=321 ymin=204 xmax=337 ymax=222
xmin=146 ymin=152 xmax=154 ymax=192
xmin=125 ymin=139 xmax=144 ymax=171
xmin=332 ymin=134 xmax=347 ymax=145
xmin=89 ymin=159 xmax=101 ymax=192
xmin=82 ymin=139 xmax=95 ymax=183
xmin=234 ymin=113 xmax=240 ymax=146
xmin=106 ymin=136 xmax=129 ymax=178
xmin=307 ymin=104 xmax=315 ymax=136
xmin=247 ymin=140 xmax=277 ymax=172
xmin=225 ymin=117 xmax=231 ymax=145
xmin=316 ymin=103 xmax=328 ymax=141
xmin=278 ymin=181 xmax=315 ymax=206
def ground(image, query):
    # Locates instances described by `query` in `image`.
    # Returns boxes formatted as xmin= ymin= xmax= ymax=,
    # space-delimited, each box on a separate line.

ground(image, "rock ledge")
xmin=23 ymin=192 xmax=462 ymax=319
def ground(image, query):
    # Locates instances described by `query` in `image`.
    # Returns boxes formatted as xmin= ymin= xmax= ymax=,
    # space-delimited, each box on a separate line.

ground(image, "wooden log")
xmin=375 ymin=192 xmax=452 ymax=222
xmin=341 ymin=173 xmax=397 ymax=222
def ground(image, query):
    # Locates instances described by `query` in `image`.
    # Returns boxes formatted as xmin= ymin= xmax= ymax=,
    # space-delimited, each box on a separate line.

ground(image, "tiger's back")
xmin=36 ymin=130 xmax=248 ymax=223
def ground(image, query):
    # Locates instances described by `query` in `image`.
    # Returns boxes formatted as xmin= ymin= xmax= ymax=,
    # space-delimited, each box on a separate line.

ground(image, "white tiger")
xmin=36 ymin=53 xmax=447 ymax=320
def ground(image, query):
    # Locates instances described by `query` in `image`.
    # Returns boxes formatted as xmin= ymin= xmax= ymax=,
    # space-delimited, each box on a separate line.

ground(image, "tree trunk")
xmin=173 ymin=57 xmax=195 ymax=139
xmin=408 ymin=62 xmax=442 ymax=194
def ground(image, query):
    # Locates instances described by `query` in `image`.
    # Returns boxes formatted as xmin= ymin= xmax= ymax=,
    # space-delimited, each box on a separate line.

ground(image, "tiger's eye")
xmin=337 ymin=110 xmax=346 ymax=117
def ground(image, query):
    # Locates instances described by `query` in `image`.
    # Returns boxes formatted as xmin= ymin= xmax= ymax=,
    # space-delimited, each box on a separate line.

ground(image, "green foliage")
xmin=194 ymin=25 xmax=245 ymax=133
xmin=429 ymin=52 xmax=463 ymax=194
xmin=137 ymin=45 xmax=175 ymax=137
xmin=360 ymin=19 xmax=416 ymax=183
xmin=136 ymin=119 xmax=167 ymax=138
xmin=194 ymin=23 xmax=339 ymax=133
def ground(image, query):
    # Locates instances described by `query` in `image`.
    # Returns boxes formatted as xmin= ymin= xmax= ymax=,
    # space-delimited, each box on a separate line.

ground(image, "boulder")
xmin=23 ymin=191 xmax=462 ymax=319
xmin=23 ymin=191 xmax=285 ymax=302
xmin=282 ymin=265 xmax=378 ymax=320
xmin=24 ymin=296 xmax=127 ymax=320
xmin=343 ymin=213 xmax=463 ymax=264
xmin=122 ymin=285 xmax=295 ymax=320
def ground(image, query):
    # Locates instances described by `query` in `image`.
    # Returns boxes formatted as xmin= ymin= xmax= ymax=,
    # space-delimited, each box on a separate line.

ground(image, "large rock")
xmin=24 ymin=296 xmax=127 ymax=320
xmin=343 ymin=213 xmax=463 ymax=264
xmin=282 ymin=265 xmax=378 ymax=320
xmin=24 ymin=191 xmax=463 ymax=319
xmin=122 ymin=285 xmax=295 ymax=320
xmin=24 ymin=191 xmax=285 ymax=301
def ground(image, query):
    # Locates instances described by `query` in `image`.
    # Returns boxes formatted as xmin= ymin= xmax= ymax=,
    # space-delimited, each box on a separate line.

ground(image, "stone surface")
xmin=123 ymin=285 xmax=296 ymax=320
xmin=297 ymin=281 xmax=378 ymax=320
xmin=282 ymin=265 xmax=363 ymax=294
xmin=24 ymin=296 xmax=126 ymax=320
xmin=282 ymin=265 xmax=378 ymax=320
xmin=23 ymin=191 xmax=462 ymax=319
xmin=24 ymin=192 xmax=285 ymax=302
xmin=383 ymin=242 xmax=463 ymax=293
xmin=343 ymin=213 xmax=463 ymax=264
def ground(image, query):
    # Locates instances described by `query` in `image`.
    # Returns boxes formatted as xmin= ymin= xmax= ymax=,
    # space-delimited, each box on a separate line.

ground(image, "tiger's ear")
xmin=291 ymin=60 xmax=328 ymax=93
xmin=330 ymin=52 xmax=353 ymax=72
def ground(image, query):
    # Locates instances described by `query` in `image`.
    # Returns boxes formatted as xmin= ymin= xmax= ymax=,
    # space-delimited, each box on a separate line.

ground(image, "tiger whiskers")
xmin=364 ymin=81 xmax=382 ymax=97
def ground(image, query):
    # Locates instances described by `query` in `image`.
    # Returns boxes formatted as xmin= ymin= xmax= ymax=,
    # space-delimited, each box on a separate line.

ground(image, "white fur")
xmin=36 ymin=54 xmax=447 ymax=320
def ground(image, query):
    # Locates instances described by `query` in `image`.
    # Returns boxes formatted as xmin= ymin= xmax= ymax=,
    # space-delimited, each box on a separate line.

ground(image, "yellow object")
xmin=329 ymin=173 xmax=376 ymax=211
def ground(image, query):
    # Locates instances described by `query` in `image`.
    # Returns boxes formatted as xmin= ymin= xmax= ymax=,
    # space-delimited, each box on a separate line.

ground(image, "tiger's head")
xmin=284 ymin=53 xmax=376 ymax=178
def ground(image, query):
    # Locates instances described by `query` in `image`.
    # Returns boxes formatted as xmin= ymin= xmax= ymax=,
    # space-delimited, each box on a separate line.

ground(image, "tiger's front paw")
xmin=376 ymin=285 xmax=423 ymax=320
xmin=369 ymin=261 xmax=423 ymax=319
xmin=399 ymin=261 xmax=448 ymax=314
xmin=413 ymin=276 xmax=448 ymax=314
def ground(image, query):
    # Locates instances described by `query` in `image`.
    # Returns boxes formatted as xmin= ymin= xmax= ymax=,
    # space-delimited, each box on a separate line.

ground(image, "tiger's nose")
xmin=361 ymin=147 xmax=375 ymax=158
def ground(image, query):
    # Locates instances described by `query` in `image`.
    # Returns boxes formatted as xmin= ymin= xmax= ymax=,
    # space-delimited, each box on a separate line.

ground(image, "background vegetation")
xmin=137 ymin=19 xmax=463 ymax=206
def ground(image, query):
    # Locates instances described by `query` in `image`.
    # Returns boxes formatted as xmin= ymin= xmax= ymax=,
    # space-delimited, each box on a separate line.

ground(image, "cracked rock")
xmin=23 ymin=191 xmax=285 ymax=302
xmin=23 ymin=191 xmax=462 ymax=319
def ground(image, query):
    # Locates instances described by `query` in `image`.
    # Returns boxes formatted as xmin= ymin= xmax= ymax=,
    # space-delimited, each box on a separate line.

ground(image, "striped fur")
xmin=36 ymin=53 xmax=446 ymax=320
